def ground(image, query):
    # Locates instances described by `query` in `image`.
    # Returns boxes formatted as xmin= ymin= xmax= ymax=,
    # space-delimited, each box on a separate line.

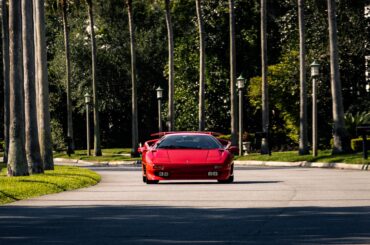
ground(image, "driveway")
xmin=1 ymin=165 xmax=370 ymax=244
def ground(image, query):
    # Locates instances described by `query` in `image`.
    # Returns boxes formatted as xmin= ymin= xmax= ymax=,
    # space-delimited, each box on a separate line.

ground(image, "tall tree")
xmin=1 ymin=0 xmax=10 ymax=164
xmin=34 ymin=0 xmax=54 ymax=169
xmin=327 ymin=0 xmax=351 ymax=154
xmin=165 ymin=0 xmax=174 ymax=131
xmin=23 ymin=0 xmax=43 ymax=173
xmin=260 ymin=0 xmax=269 ymax=154
xmin=196 ymin=0 xmax=205 ymax=131
xmin=7 ymin=0 xmax=28 ymax=176
xmin=298 ymin=0 xmax=309 ymax=155
xmin=126 ymin=0 xmax=139 ymax=156
xmin=229 ymin=0 xmax=237 ymax=146
xmin=61 ymin=0 xmax=74 ymax=152
xmin=86 ymin=0 xmax=102 ymax=156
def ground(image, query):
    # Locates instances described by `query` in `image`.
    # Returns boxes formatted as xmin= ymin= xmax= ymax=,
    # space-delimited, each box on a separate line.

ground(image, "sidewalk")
xmin=53 ymin=157 xmax=369 ymax=171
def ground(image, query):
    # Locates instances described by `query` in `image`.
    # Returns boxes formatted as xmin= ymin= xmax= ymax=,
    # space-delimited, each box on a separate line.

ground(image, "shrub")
xmin=50 ymin=119 xmax=66 ymax=152
xmin=351 ymin=137 xmax=370 ymax=152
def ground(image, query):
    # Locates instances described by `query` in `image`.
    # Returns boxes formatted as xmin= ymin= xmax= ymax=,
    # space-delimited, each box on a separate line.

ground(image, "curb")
xmin=53 ymin=157 xmax=369 ymax=171
xmin=234 ymin=160 xmax=369 ymax=171
xmin=53 ymin=158 xmax=137 ymax=167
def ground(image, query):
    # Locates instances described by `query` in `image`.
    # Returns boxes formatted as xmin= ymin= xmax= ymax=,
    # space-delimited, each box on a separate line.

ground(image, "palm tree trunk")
xmin=298 ymin=0 xmax=309 ymax=155
xmin=62 ymin=0 xmax=75 ymax=152
xmin=196 ymin=0 xmax=205 ymax=131
xmin=327 ymin=0 xmax=351 ymax=154
xmin=126 ymin=0 xmax=139 ymax=156
xmin=7 ymin=0 xmax=28 ymax=176
xmin=229 ymin=0 xmax=237 ymax=146
xmin=165 ymin=0 xmax=175 ymax=131
xmin=87 ymin=0 xmax=102 ymax=156
xmin=22 ymin=0 xmax=43 ymax=174
xmin=1 ymin=0 xmax=10 ymax=164
xmin=261 ymin=0 xmax=269 ymax=154
xmin=34 ymin=0 xmax=54 ymax=170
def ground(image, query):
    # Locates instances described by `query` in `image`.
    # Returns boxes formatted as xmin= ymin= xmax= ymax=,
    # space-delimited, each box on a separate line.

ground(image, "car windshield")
xmin=156 ymin=134 xmax=223 ymax=150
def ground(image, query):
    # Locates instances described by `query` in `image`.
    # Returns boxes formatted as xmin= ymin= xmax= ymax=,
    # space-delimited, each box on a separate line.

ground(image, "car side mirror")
xmin=138 ymin=147 xmax=147 ymax=153
xmin=227 ymin=146 xmax=239 ymax=155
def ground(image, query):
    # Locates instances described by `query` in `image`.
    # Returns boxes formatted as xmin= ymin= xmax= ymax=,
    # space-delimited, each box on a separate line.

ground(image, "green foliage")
xmin=0 ymin=166 xmax=100 ymax=204
xmin=43 ymin=0 xmax=369 ymax=151
xmin=54 ymin=148 xmax=140 ymax=161
xmin=351 ymin=137 xmax=370 ymax=152
xmin=344 ymin=112 xmax=370 ymax=139
xmin=50 ymin=119 xmax=66 ymax=151
xmin=248 ymin=50 xmax=300 ymax=145
xmin=237 ymin=150 xmax=369 ymax=165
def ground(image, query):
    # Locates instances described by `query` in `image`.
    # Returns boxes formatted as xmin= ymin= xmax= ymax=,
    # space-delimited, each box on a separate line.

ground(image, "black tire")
xmin=143 ymin=176 xmax=147 ymax=183
xmin=146 ymin=179 xmax=159 ymax=184
xmin=218 ymin=175 xmax=234 ymax=183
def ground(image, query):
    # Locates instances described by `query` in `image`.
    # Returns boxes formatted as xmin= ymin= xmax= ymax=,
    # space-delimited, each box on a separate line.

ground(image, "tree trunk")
xmin=34 ymin=0 xmax=54 ymax=169
xmin=229 ymin=0 xmax=237 ymax=146
xmin=62 ymin=0 xmax=75 ymax=152
xmin=327 ymin=0 xmax=351 ymax=154
xmin=7 ymin=0 xmax=28 ymax=176
xmin=196 ymin=0 xmax=205 ymax=131
xmin=87 ymin=0 xmax=102 ymax=156
xmin=298 ymin=0 xmax=309 ymax=155
xmin=261 ymin=0 xmax=269 ymax=154
xmin=22 ymin=0 xmax=43 ymax=174
xmin=165 ymin=0 xmax=174 ymax=131
xmin=1 ymin=0 xmax=10 ymax=164
xmin=126 ymin=0 xmax=139 ymax=157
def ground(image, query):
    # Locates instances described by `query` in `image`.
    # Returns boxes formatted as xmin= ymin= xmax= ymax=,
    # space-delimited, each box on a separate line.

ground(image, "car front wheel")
xmin=218 ymin=175 xmax=234 ymax=183
xmin=146 ymin=179 xmax=159 ymax=184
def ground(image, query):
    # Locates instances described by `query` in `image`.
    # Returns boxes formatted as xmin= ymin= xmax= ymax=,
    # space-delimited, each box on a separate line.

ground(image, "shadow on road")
xmin=158 ymin=181 xmax=282 ymax=185
xmin=1 ymin=205 xmax=369 ymax=244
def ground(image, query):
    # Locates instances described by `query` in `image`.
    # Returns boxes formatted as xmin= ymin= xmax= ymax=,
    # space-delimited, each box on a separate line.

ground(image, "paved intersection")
xmin=1 ymin=165 xmax=370 ymax=244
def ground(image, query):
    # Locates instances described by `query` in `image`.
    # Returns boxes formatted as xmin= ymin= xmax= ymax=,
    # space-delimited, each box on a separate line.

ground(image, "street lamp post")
xmin=156 ymin=86 xmax=164 ymax=132
xmin=311 ymin=61 xmax=320 ymax=157
xmin=237 ymin=75 xmax=245 ymax=156
xmin=85 ymin=92 xmax=92 ymax=156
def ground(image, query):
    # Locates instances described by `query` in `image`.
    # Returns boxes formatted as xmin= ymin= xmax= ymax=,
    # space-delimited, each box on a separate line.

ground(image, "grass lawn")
xmin=236 ymin=150 xmax=370 ymax=165
xmin=0 ymin=163 xmax=101 ymax=205
xmin=54 ymin=148 xmax=140 ymax=162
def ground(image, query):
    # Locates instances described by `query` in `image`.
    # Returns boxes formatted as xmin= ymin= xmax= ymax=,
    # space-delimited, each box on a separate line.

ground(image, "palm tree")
xmin=165 ymin=0 xmax=174 ymax=131
xmin=327 ymin=0 xmax=351 ymax=154
xmin=86 ymin=0 xmax=102 ymax=156
xmin=23 ymin=0 xmax=43 ymax=174
xmin=260 ymin=0 xmax=269 ymax=154
xmin=1 ymin=0 xmax=10 ymax=164
xmin=61 ymin=0 xmax=74 ymax=152
xmin=126 ymin=0 xmax=139 ymax=156
xmin=34 ymin=0 xmax=54 ymax=170
xmin=298 ymin=0 xmax=309 ymax=155
xmin=229 ymin=0 xmax=237 ymax=146
xmin=7 ymin=0 xmax=28 ymax=176
xmin=196 ymin=0 xmax=205 ymax=131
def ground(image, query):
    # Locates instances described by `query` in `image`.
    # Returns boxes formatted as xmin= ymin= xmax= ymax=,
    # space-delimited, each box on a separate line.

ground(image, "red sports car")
xmin=138 ymin=132 xmax=238 ymax=184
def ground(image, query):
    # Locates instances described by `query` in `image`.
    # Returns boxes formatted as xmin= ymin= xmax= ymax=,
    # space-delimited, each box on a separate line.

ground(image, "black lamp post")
xmin=156 ymin=86 xmax=164 ymax=132
xmin=237 ymin=75 xmax=245 ymax=156
xmin=85 ymin=92 xmax=92 ymax=156
xmin=310 ymin=60 xmax=320 ymax=157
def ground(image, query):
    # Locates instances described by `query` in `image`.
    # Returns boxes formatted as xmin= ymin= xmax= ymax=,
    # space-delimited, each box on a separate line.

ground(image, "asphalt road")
xmin=1 ymin=165 xmax=370 ymax=244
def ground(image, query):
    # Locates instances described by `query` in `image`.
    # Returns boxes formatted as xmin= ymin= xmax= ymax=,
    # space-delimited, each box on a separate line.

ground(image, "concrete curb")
xmin=53 ymin=157 xmax=369 ymax=171
xmin=234 ymin=160 xmax=369 ymax=171
xmin=53 ymin=158 xmax=137 ymax=167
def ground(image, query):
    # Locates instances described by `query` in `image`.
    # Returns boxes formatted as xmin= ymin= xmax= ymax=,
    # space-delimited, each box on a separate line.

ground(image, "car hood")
xmin=150 ymin=149 xmax=228 ymax=164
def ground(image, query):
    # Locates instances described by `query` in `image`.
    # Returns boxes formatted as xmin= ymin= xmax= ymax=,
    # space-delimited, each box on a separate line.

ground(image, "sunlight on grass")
xmin=237 ymin=150 xmax=370 ymax=165
xmin=0 ymin=165 xmax=101 ymax=205
xmin=54 ymin=148 xmax=140 ymax=162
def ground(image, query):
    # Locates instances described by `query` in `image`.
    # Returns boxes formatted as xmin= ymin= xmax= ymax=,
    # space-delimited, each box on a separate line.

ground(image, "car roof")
xmin=151 ymin=131 xmax=222 ymax=137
